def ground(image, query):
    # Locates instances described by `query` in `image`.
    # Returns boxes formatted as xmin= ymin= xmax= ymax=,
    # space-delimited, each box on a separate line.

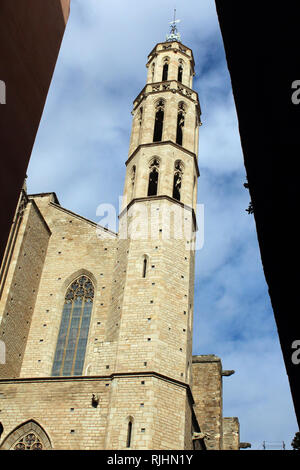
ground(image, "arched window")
xmin=173 ymin=161 xmax=184 ymax=201
xmin=126 ymin=418 xmax=133 ymax=448
xmin=130 ymin=165 xmax=136 ymax=200
xmin=192 ymin=176 xmax=196 ymax=205
xmin=138 ymin=106 xmax=143 ymax=127
xmin=138 ymin=107 xmax=143 ymax=145
xmin=0 ymin=420 xmax=52 ymax=450
xmin=178 ymin=60 xmax=184 ymax=83
xmin=162 ymin=57 xmax=169 ymax=81
xmin=147 ymin=158 xmax=160 ymax=196
xmin=153 ymin=99 xmax=165 ymax=142
xmin=151 ymin=62 xmax=155 ymax=82
xmin=51 ymin=275 xmax=94 ymax=377
xmin=142 ymin=255 xmax=148 ymax=278
xmin=176 ymin=102 xmax=186 ymax=146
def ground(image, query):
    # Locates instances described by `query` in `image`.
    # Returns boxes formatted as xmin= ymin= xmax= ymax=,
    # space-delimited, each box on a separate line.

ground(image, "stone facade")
xmin=0 ymin=40 xmax=240 ymax=450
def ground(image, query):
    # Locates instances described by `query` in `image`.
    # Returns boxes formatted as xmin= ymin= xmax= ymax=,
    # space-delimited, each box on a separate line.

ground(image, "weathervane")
xmin=166 ymin=8 xmax=181 ymax=42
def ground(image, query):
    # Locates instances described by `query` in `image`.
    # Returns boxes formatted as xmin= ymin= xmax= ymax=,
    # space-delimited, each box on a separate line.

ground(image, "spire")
xmin=166 ymin=9 xmax=181 ymax=42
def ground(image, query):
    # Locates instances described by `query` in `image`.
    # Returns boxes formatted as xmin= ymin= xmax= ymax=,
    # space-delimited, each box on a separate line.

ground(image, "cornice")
xmin=118 ymin=195 xmax=198 ymax=232
xmin=132 ymin=80 xmax=201 ymax=118
xmin=0 ymin=371 xmax=195 ymax=405
xmin=126 ymin=141 xmax=200 ymax=178
xmin=147 ymin=41 xmax=195 ymax=71
xmin=49 ymin=202 xmax=117 ymax=237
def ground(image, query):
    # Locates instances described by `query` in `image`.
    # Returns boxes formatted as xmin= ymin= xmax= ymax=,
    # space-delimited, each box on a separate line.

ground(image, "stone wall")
xmin=0 ymin=198 xmax=50 ymax=378
xmin=192 ymin=355 xmax=223 ymax=450
xmin=20 ymin=194 xmax=117 ymax=378
xmin=0 ymin=376 xmax=110 ymax=450
xmin=223 ymin=417 xmax=240 ymax=450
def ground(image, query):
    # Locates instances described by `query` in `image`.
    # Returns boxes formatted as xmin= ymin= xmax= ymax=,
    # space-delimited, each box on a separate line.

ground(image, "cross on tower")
xmin=166 ymin=9 xmax=181 ymax=42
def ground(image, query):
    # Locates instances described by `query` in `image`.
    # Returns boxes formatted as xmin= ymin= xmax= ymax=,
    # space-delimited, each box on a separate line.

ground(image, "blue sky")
xmin=27 ymin=0 xmax=298 ymax=450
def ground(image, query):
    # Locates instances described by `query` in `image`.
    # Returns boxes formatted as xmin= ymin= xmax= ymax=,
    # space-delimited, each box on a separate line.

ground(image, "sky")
xmin=27 ymin=0 xmax=298 ymax=450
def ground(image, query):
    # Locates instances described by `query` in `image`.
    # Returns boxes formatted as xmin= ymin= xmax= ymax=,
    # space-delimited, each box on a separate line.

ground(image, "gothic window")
xmin=153 ymin=99 xmax=165 ymax=142
xmin=162 ymin=57 xmax=169 ymax=81
xmin=126 ymin=418 xmax=133 ymax=448
xmin=193 ymin=176 xmax=196 ymax=204
xmin=138 ymin=107 xmax=143 ymax=145
xmin=173 ymin=160 xmax=184 ymax=201
xmin=176 ymin=102 xmax=186 ymax=146
xmin=51 ymin=275 xmax=94 ymax=377
xmin=138 ymin=107 xmax=143 ymax=124
xmin=14 ymin=433 xmax=43 ymax=450
xmin=142 ymin=255 xmax=148 ymax=278
xmin=130 ymin=165 xmax=136 ymax=200
xmin=151 ymin=62 xmax=155 ymax=82
xmin=147 ymin=158 xmax=160 ymax=196
xmin=178 ymin=60 xmax=184 ymax=83
xmin=0 ymin=420 xmax=52 ymax=450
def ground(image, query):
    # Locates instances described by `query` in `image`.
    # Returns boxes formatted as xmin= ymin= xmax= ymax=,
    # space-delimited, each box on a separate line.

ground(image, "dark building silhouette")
xmin=0 ymin=0 xmax=70 ymax=268
xmin=215 ymin=0 xmax=300 ymax=428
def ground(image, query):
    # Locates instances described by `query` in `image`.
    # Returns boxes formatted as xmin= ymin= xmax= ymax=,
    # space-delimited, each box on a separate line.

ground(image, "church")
xmin=0 ymin=25 xmax=241 ymax=450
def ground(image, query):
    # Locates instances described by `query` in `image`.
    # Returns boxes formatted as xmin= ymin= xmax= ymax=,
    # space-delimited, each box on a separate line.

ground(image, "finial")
xmin=166 ymin=8 xmax=181 ymax=42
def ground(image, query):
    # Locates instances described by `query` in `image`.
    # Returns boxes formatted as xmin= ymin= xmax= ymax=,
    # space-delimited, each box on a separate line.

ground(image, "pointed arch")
xmin=142 ymin=254 xmax=149 ymax=278
xmin=126 ymin=416 xmax=134 ymax=448
xmin=176 ymin=101 xmax=187 ymax=146
xmin=137 ymin=106 xmax=143 ymax=145
xmin=173 ymin=160 xmax=184 ymax=201
xmin=147 ymin=157 xmax=160 ymax=196
xmin=162 ymin=57 xmax=169 ymax=81
xmin=130 ymin=165 xmax=136 ymax=200
xmin=0 ymin=420 xmax=52 ymax=450
xmin=62 ymin=269 xmax=97 ymax=294
xmin=151 ymin=62 xmax=155 ymax=82
xmin=178 ymin=59 xmax=184 ymax=83
xmin=153 ymin=99 xmax=165 ymax=142
xmin=52 ymin=274 xmax=95 ymax=377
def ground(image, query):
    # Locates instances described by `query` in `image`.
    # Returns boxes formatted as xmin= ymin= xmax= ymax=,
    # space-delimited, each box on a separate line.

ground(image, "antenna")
xmin=166 ymin=8 xmax=181 ymax=42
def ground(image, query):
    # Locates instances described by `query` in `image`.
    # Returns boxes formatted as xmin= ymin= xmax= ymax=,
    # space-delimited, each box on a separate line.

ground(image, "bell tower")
xmin=121 ymin=35 xmax=201 ymax=211
xmin=105 ymin=20 xmax=202 ymax=449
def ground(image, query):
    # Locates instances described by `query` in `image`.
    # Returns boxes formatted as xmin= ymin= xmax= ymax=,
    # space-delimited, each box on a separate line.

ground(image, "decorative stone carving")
xmin=92 ymin=394 xmax=100 ymax=408
xmin=192 ymin=431 xmax=212 ymax=441
xmin=14 ymin=432 xmax=43 ymax=450
xmin=152 ymin=85 xmax=160 ymax=92
xmin=222 ymin=370 xmax=235 ymax=377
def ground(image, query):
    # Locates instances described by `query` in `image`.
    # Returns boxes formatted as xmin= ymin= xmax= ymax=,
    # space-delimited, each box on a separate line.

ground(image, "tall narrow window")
xmin=173 ymin=161 xmax=184 ymax=201
xmin=51 ymin=275 xmax=94 ymax=377
xmin=176 ymin=102 xmax=186 ymax=146
xmin=138 ymin=106 xmax=143 ymax=145
xmin=162 ymin=58 xmax=169 ymax=81
xmin=142 ymin=255 xmax=148 ymax=278
xmin=127 ymin=420 xmax=133 ymax=448
xmin=130 ymin=165 xmax=136 ymax=200
xmin=192 ymin=176 xmax=196 ymax=205
xmin=151 ymin=62 xmax=155 ymax=82
xmin=153 ymin=99 xmax=165 ymax=142
xmin=147 ymin=158 xmax=160 ymax=196
xmin=178 ymin=61 xmax=183 ymax=83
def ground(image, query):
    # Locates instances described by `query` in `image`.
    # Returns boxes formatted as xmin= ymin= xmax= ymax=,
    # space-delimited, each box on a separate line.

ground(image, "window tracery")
xmin=147 ymin=158 xmax=160 ymax=196
xmin=173 ymin=160 xmax=184 ymax=201
xmin=130 ymin=165 xmax=136 ymax=199
xmin=51 ymin=275 xmax=94 ymax=377
xmin=162 ymin=57 xmax=169 ymax=81
xmin=153 ymin=99 xmax=165 ymax=142
xmin=14 ymin=433 xmax=43 ymax=450
xmin=176 ymin=102 xmax=186 ymax=146
xmin=178 ymin=59 xmax=184 ymax=83
xmin=151 ymin=62 xmax=155 ymax=82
